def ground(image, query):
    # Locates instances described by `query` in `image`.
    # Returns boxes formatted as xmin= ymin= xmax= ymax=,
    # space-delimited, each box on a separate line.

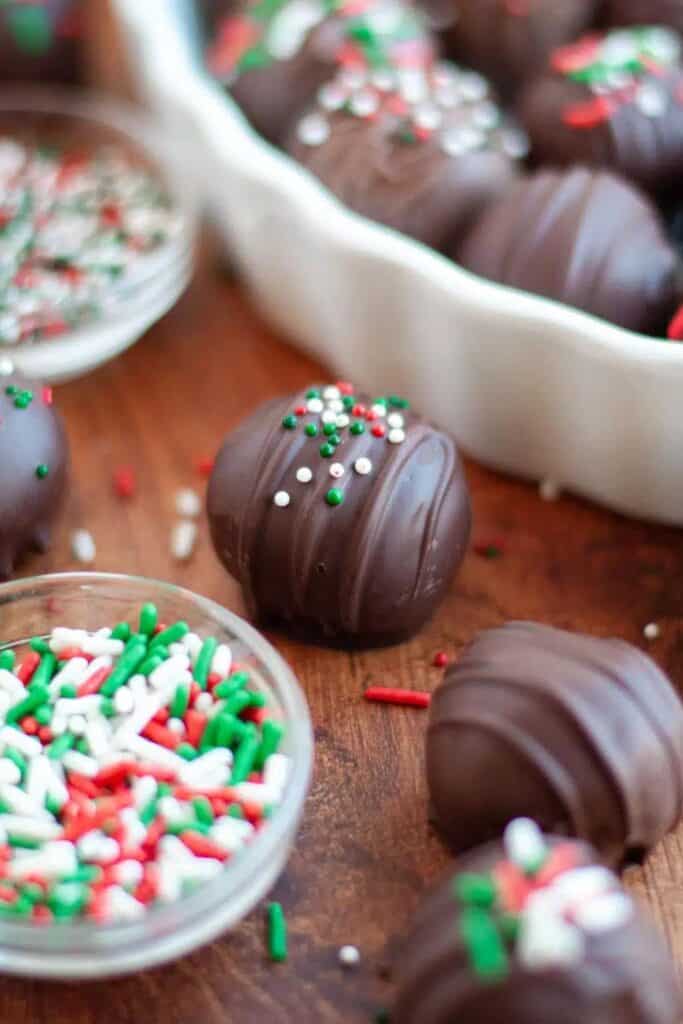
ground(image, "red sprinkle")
xmin=562 ymin=95 xmax=615 ymax=128
xmin=38 ymin=727 xmax=53 ymax=744
xmin=16 ymin=651 xmax=41 ymax=685
xmin=336 ymin=381 xmax=355 ymax=395
xmin=113 ymin=466 xmax=137 ymax=499
xmin=32 ymin=905 xmax=53 ymax=925
xmin=371 ymin=424 xmax=386 ymax=438
xmin=432 ymin=651 xmax=449 ymax=669
xmin=196 ymin=455 xmax=215 ymax=477
xmin=67 ymin=774 xmax=100 ymax=799
xmin=142 ymin=721 xmax=181 ymax=750
xmin=180 ymin=832 xmax=229 ymax=861
xmin=77 ymin=664 xmax=112 ymax=697
xmin=294 ymin=405 xmax=306 ymax=416
xmin=667 ymin=305 xmax=683 ymax=342
xmin=363 ymin=687 xmax=431 ymax=708
xmin=184 ymin=709 xmax=207 ymax=748
xmin=21 ymin=716 xmax=39 ymax=735
xmin=41 ymin=386 xmax=53 ymax=406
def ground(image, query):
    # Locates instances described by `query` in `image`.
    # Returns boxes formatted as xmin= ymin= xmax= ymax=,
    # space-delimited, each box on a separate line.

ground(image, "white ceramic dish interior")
xmin=0 ymin=573 xmax=313 ymax=979
xmin=0 ymin=89 xmax=198 ymax=385
xmin=114 ymin=0 xmax=683 ymax=526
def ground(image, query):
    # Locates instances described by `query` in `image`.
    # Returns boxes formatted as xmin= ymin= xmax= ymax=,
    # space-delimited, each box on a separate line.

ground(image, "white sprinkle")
xmin=336 ymin=414 xmax=350 ymax=429
xmin=572 ymin=892 xmax=632 ymax=933
xmin=273 ymin=490 xmax=291 ymax=508
xmin=8 ymin=840 xmax=77 ymax=880
xmin=54 ymin=697 xmax=102 ymax=719
xmin=209 ymin=816 xmax=255 ymax=852
xmin=388 ymin=428 xmax=405 ymax=444
xmin=114 ymin=859 xmax=144 ymax=889
xmin=3 ymin=816 xmax=62 ymax=843
xmin=194 ymin=692 xmax=213 ymax=714
xmin=329 ymin=462 xmax=345 ymax=479
xmin=83 ymin=635 xmax=124 ymax=658
xmin=48 ymin=657 xmax=90 ymax=697
xmin=114 ymin=687 xmax=135 ymax=714
xmin=321 ymin=409 xmax=338 ymax=425
xmin=132 ymin=775 xmax=158 ymax=810
xmin=644 ymin=622 xmax=660 ymax=640
xmin=387 ymin=413 xmax=404 ymax=429
xmin=354 ymin=458 xmax=372 ymax=476
xmin=539 ymin=478 xmax=561 ymax=502
xmin=67 ymin=714 xmax=88 ymax=737
xmin=297 ymin=113 xmax=330 ymax=147
xmin=0 ymin=669 xmax=27 ymax=702
xmin=211 ymin=644 xmax=232 ymax=679
xmin=0 ymin=760 xmax=21 ymax=786
xmin=0 ymin=357 xmax=14 ymax=376
xmin=49 ymin=628 xmax=88 ymax=654
xmin=504 ymin=818 xmax=547 ymax=871
xmin=84 ymin=717 xmax=111 ymax=759
xmin=167 ymin=717 xmax=185 ymax=735
xmin=460 ymin=70 xmax=489 ymax=101
xmin=306 ymin=397 xmax=324 ymax=413
xmin=171 ymin=520 xmax=198 ymax=561
xmin=339 ymin=945 xmax=361 ymax=968
xmin=296 ymin=467 xmax=313 ymax=484
xmin=106 ymin=885 xmax=146 ymax=921
xmin=175 ymin=488 xmax=202 ymax=518
xmin=323 ymin=386 xmax=341 ymax=400
xmin=414 ymin=103 xmax=442 ymax=132
xmin=158 ymin=796 xmax=188 ymax=826
xmin=318 ymin=82 xmax=347 ymax=111
xmin=71 ymin=529 xmax=96 ymax=565
xmin=370 ymin=403 xmax=387 ymax=418
xmin=149 ymin=654 xmax=190 ymax=691
xmin=635 ymin=81 xmax=668 ymax=118
xmin=0 ymin=727 xmax=41 ymax=758
xmin=349 ymin=90 xmax=380 ymax=118
xmin=517 ymin=915 xmax=585 ymax=970
xmin=62 ymin=750 xmax=99 ymax=778
xmin=263 ymin=752 xmax=290 ymax=800
xmin=327 ymin=399 xmax=344 ymax=414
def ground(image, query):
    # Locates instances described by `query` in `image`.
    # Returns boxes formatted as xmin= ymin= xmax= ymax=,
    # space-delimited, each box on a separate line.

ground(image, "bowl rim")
xmin=114 ymin=0 xmax=683 ymax=375
xmin=0 ymin=572 xmax=313 ymax=956
xmin=0 ymin=85 xmax=199 ymax=358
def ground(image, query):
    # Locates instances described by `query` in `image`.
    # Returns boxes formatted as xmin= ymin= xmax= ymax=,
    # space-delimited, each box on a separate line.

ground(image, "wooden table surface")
xmin=3 ymin=8 xmax=683 ymax=1020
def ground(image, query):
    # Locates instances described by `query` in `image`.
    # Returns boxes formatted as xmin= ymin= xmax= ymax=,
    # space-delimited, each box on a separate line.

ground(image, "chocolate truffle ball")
xmin=427 ymin=622 xmax=683 ymax=867
xmin=443 ymin=0 xmax=598 ymax=97
xmin=519 ymin=27 xmax=683 ymax=192
xmin=0 ymin=1 xmax=83 ymax=85
xmin=287 ymin=63 xmax=527 ymax=251
xmin=394 ymin=822 xmax=682 ymax=1024
xmin=207 ymin=382 xmax=471 ymax=648
xmin=455 ymin=166 xmax=680 ymax=334
xmin=0 ymin=365 xmax=69 ymax=579
xmin=206 ymin=0 xmax=437 ymax=144
xmin=605 ymin=1 xmax=683 ymax=36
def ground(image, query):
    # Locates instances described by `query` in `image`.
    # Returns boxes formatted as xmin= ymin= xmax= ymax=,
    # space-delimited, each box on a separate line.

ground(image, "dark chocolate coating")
xmin=455 ymin=166 xmax=680 ymax=334
xmin=0 ymin=1 xmax=82 ymax=85
xmin=208 ymin=0 xmax=436 ymax=145
xmin=605 ymin=1 xmax=683 ymax=35
xmin=443 ymin=0 xmax=597 ymax=97
xmin=207 ymin=387 xmax=471 ymax=648
xmin=287 ymin=64 xmax=525 ymax=251
xmin=0 ymin=373 xmax=68 ymax=579
xmin=426 ymin=622 xmax=683 ymax=866
xmin=518 ymin=44 xmax=683 ymax=191
xmin=394 ymin=837 xmax=682 ymax=1024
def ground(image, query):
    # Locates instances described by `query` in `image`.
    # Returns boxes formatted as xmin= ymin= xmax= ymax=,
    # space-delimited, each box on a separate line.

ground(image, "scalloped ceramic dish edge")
xmin=114 ymin=0 xmax=683 ymax=526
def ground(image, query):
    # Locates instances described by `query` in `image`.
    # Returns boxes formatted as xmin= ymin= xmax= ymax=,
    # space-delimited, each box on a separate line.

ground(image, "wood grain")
xmin=2 ymin=5 xmax=683 ymax=1019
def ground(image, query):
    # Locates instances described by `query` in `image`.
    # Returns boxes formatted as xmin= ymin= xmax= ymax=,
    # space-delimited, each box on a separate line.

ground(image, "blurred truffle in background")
xmin=0 ymin=0 xmax=85 ymax=84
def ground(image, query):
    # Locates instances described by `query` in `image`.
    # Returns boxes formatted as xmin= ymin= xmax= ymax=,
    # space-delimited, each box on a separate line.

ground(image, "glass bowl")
xmin=0 ymin=88 xmax=199 ymax=384
xmin=0 ymin=573 xmax=313 ymax=979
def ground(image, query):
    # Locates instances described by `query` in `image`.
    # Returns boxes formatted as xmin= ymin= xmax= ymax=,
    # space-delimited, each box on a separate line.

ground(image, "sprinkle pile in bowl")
xmin=0 ymin=138 xmax=182 ymax=347
xmin=0 ymin=598 xmax=295 ymax=927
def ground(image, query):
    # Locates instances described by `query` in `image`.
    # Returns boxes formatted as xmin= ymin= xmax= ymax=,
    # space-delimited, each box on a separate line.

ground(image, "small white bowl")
xmin=0 ymin=88 xmax=198 ymax=385
xmin=0 ymin=573 xmax=313 ymax=979
xmin=114 ymin=0 xmax=683 ymax=526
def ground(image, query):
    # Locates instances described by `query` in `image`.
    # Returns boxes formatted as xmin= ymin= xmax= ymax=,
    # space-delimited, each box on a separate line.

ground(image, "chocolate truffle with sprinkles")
xmin=206 ymin=0 xmax=436 ymax=145
xmin=443 ymin=0 xmax=598 ymax=98
xmin=454 ymin=166 xmax=680 ymax=334
xmin=286 ymin=62 xmax=527 ymax=250
xmin=518 ymin=26 xmax=683 ymax=192
xmin=394 ymin=821 xmax=682 ymax=1024
xmin=605 ymin=1 xmax=683 ymax=37
xmin=426 ymin=622 xmax=683 ymax=867
xmin=0 ymin=362 xmax=69 ymax=578
xmin=0 ymin=1 xmax=83 ymax=86
xmin=207 ymin=382 xmax=471 ymax=648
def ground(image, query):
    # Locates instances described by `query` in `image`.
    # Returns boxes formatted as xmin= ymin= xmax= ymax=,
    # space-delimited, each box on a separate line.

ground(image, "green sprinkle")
xmin=214 ymin=677 xmax=244 ymax=701
xmin=35 ymin=705 xmax=52 ymax=726
xmin=305 ymin=388 xmax=320 ymax=399
xmin=177 ymin=743 xmax=198 ymax=761
xmin=59 ymin=683 xmax=77 ymax=699
xmin=304 ymin=423 xmax=318 ymax=437
xmin=7 ymin=6 xmax=52 ymax=56
xmin=454 ymin=873 xmax=497 ymax=910
xmin=224 ymin=691 xmax=251 ymax=718
xmin=100 ymin=697 xmax=116 ymax=718
xmin=150 ymin=621 xmax=189 ymax=651
xmin=61 ymin=865 xmax=102 ymax=884
xmin=35 ymin=464 xmax=49 ymax=479
xmin=111 ymin=622 xmax=131 ymax=642
xmin=139 ymin=798 xmax=159 ymax=827
xmin=459 ymin=906 xmax=509 ymax=981
xmin=267 ymin=902 xmax=287 ymax=962
xmin=342 ymin=395 xmax=355 ymax=410
xmin=194 ymin=637 xmax=218 ymax=690
xmin=282 ymin=414 xmax=298 ymax=430
xmin=45 ymin=793 xmax=63 ymax=816
xmin=139 ymin=603 xmax=158 ymax=636
xmin=499 ymin=913 xmax=521 ymax=944
xmin=328 ymin=432 xmax=341 ymax=446
xmin=49 ymin=882 xmax=88 ymax=918
xmin=247 ymin=691 xmax=267 ymax=709
xmin=325 ymin=488 xmax=344 ymax=507
xmin=388 ymin=395 xmax=409 ymax=408
xmin=75 ymin=737 xmax=89 ymax=755
xmin=4 ymin=386 xmax=17 ymax=397
xmin=137 ymin=652 xmax=165 ymax=678
xmin=227 ymin=803 xmax=245 ymax=819
xmin=230 ymin=724 xmax=260 ymax=785
xmin=193 ymin=797 xmax=214 ymax=826
xmin=212 ymin=713 xmax=237 ymax=749
xmin=0 ymin=650 xmax=16 ymax=671
xmin=29 ymin=652 xmax=56 ymax=690
xmin=350 ymin=421 xmax=365 ymax=435
xmin=29 ymin=637 xmax=50 ymax=654
xmin=255 ymin=720 xmax=284 ymax=769
xmin=101 ymin=638 xmax=148 ymax=696
xmin=323 ymin=422 xmax=337 ymax=437
xmin=320 ymin=443 xmax=335 ymax=458
xmin=170 ymin=683 xmax=190 ymax=718
xmin=47 ymin=732 xmax=75 ymax=760
xmin=8 ymin=835 xmax=41 ymax=849
xmin=13 ymin=390 xmax=33 ymax=409
xmin=198 ymin=716 xmax=219 ymax=753
xmin=19 ymin=882 xmax=44 ymax=904
xmin=6 ymin=683 xmax=50 ymax=724
xmin=230 ymin=670 xmax=250 ymax=687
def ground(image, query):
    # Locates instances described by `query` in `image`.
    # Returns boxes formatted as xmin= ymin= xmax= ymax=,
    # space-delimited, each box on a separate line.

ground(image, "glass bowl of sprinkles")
xmin=0 ymin=88 xmax=198 ymax=384
xmin=0 ymin=572 xmax=313 ymax=978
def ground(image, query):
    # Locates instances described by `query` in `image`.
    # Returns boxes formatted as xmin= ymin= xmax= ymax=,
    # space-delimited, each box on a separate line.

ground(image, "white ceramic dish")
xmin=0 ymin=89 xmax=198 ymax=385
xmin=114 ymin=0 xmax=683 ymax=526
